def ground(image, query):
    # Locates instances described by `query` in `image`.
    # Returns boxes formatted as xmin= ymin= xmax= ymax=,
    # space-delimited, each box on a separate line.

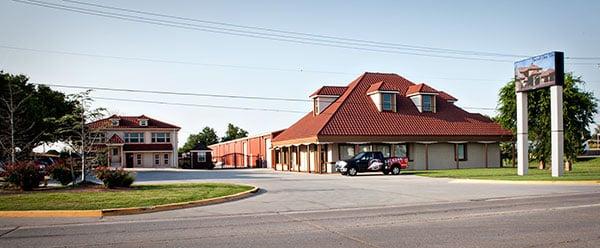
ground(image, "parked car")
xmin=335 ymin=151 xmax=408 ymax=176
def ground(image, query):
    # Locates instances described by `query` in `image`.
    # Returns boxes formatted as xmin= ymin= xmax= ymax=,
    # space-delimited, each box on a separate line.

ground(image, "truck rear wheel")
xmin=391 ymin=166 xmax=401 ymax=175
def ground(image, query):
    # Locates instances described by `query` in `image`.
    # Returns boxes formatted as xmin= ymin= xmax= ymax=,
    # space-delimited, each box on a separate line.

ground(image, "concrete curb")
xmin=449 ymin=179 xmax=600 ymax=185
xmin=0 ymin=185 xmax=259 ymax=218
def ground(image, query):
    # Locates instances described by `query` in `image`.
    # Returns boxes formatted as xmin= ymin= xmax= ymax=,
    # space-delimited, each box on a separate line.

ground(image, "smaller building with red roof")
xmin=87 ymin=115 xmax=181 ymax=168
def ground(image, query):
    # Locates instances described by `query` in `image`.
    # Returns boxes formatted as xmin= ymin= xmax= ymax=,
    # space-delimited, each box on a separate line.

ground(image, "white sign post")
xmin=550 ymin=85 xmax=564 ymax=177
xmin=516 ymin=91 xmax=528 ymax=176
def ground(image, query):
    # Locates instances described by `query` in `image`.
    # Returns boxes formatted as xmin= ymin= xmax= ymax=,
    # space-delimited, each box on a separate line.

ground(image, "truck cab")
xmin=335 ymin=151 xmax=408 ymax=176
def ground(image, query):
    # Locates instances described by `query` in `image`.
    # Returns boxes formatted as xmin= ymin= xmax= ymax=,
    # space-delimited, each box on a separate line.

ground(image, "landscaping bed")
xmin=407 ymin=158 xmax=600 ymax=181
xmin=0 ymin=183 xmax=253 ymax=211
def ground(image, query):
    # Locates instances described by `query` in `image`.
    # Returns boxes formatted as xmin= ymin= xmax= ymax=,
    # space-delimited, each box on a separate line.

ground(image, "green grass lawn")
xmin=405 ymin=158 xmax=600 ymax=181
xmin=0 ymin=183 xmax=253 ymax=211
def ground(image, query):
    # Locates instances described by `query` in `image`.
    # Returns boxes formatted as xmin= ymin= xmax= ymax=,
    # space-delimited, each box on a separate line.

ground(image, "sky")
xmin=1 ymin=0 xmax=599 ymax=150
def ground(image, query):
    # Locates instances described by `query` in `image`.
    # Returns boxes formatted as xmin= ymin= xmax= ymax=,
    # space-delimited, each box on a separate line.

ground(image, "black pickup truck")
xmin=335 ymin=151 xmax=408 ymax=176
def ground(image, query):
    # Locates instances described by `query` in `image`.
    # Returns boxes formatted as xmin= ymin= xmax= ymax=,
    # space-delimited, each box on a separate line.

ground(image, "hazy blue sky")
xmin=1 ymin=0 xmax=599 ymax=148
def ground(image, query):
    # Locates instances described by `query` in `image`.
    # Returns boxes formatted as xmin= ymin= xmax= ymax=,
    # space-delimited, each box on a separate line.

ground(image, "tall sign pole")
xmin=550 ymin=85 xmax=564 ymax=177
xmin=514 ymin=51 xmax=564 ymax=177
xmin=516 ymin=91 xmax=528 ymax=175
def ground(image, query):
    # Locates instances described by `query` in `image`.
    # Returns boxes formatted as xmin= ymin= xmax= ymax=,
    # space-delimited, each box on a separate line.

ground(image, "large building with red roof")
xmin=87 ymin=115 xmax=180 ymax=168
xmin=270 ymin=72 xmax=512 ymax=173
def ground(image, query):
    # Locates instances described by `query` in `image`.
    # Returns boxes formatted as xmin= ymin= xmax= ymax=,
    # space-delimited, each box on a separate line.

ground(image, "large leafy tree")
xmin=179 ymin=127 xmax=219 ymax=153
xmin=0 ymin=71 xmax=77 ymax=162
xmin=496 ymin=73 xmax=597 ymax=169
xmin=220 ymin=123 xmax=248 ymax=142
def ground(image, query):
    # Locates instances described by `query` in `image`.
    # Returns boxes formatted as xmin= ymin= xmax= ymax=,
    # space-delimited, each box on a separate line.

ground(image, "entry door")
xmin=125 ymin=154 xmax=134 ymax=168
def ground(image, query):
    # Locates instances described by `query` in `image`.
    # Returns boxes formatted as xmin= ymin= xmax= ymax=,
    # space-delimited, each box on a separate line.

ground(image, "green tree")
xmin=53 ymin=90 xmax=106 ymax=182
xmin=179 ymin=127 xmax=219 ymax=153
xmin=0 ymin=71 xmax=77 ymax=162
xmin=496 ymin=73 xmax=597 ymax=169
xmin=220 ymin=123 xmax=248 ymax=142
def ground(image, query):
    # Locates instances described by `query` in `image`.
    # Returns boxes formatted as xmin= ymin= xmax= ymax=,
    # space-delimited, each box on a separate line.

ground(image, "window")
xmin=124 ymin=133 xmax=144 ymax=143
xmin=359 ymin=145 xmax=371 ymax=152
xmin=112 ymin=148 xmax=119 ymax=156
xmin=154 ymin=154 xmax=160 ymax=165
xmin=382 ymin=93 xmax=394 ymax=111
xmin=164 ymin=153 xmax=169 ymax=165
xmin=422 ymin=95 xmax=433 ymax=112
xmin=339 ymin=145 xmax=355 ymax=160
xmin=91 ymin=132 xmax=106 ymax=143
xmin=373 ymin=144 xmax=391 ymax=157
xmin=393 ymin=144 xmax=412 ymax=161
xmin=136 ymin=154 xmax=142 ymax=165
xmin=151 ymin=133 xmax=171 ymax=143
xmin=139 ymin=119 xmax=148 ymax=126
xmin=111 ymin=119 xmax=119 ymax=126
xmin=197 ymin=152 xmax=206 ymax=162
xmin=456 ymin=143 xmax=467 ymax=161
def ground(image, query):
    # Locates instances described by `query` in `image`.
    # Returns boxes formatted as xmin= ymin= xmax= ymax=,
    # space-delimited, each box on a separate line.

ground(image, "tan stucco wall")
xmin=408 ymin=142 xmax=501 ymax=170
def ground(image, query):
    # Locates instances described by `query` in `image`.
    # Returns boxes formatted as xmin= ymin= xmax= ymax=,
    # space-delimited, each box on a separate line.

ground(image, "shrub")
xmin=94 ymin=166 xmax=135 ymax=188
xmin=0 ymin=161 xmax=43 ymax=191
xmin=49 ymin=162 xmax=74 ymax=186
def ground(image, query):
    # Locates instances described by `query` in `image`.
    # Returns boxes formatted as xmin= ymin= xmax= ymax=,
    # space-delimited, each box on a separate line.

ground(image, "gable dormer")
xmin=406 ymin=83 xmax=439 ymax=113
xmin=109 ymin=115 xmax=120 ymax=126
xmin=310 ymin=86 xmax=347 ymax=115
xmin=367 ymin=81 xmax=399 ymax=112
xmin=138 ymin=116 xmax=149 ymax=127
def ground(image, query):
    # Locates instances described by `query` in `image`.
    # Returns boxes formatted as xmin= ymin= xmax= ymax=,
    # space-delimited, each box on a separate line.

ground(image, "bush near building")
xmin=49 ymin=162 xmax=74 ymax=186
xmin=94 ymin=166 xmax=135 ymax=188
xmin=1 ymin=161 xmax=44 ymax=191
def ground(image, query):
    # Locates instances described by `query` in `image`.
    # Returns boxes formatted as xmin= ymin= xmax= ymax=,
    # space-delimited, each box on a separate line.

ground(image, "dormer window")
xmin=382 ymin=93 xmax=395 ymax=111
xmin=139 ymin=119 xmax=148 ymax=126
xmin=309 ymin=86 xmax=347 ymax=115
xmin=367 ymin=81 xmax=398 ymax=112
xmin=406 ymin=83 xmax=439 ymax=113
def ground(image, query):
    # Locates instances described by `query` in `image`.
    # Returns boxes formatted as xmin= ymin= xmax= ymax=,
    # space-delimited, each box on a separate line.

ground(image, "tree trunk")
xmin=538 ymin=160 xmax=546 ymax=169
xmin=564 ymin=160 xmax=573 ymax=171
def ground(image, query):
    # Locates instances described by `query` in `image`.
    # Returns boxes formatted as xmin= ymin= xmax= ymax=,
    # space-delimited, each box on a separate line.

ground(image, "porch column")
xmin=425 ymin=144 xmax=429 ymax=170
xmin=316 ymin=144 xmax=322 ymax=174
xmin=297 ymin=146 xmax=301 ymax=172
xmin=307 ymin=145 xmax=311 ymax=173
xmin=287 ymin=147 xmax=292 ymax=171
xmin=484 ymin=143 xmax=489 ymax=168
xmin=454 ymin=144 xmax=459 ymax=169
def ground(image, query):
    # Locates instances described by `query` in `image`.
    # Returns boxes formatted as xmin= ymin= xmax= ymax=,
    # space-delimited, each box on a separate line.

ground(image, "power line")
xmin=38 ymin=83 xmax=501 ymax=111
xmin=12 ymin=0 xmax=518 ymax=62
xmin=35 ymin=83 xmax=312 ymax=102
xmin=5 ymin=44 xmax=598 ymax=83
xmin=62 ymin=0 xmax=526 ymax=59
xmin=92 ymin=97 xmax=307 ymax=113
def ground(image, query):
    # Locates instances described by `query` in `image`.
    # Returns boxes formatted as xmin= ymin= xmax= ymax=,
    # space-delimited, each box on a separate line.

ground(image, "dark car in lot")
xmin=335 ymin=151 xmax=408 ymax=176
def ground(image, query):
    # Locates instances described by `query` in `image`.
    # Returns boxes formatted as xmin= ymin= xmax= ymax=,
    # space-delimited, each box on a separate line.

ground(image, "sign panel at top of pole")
xmin=514 ymin=51 xmax=564 ymax=92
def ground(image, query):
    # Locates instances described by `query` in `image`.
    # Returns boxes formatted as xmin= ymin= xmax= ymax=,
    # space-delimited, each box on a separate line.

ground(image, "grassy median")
xmin=407 ymin=158 xmax=600 ymax=181
xmin=0 ymin=183 xmax=253 ymax=211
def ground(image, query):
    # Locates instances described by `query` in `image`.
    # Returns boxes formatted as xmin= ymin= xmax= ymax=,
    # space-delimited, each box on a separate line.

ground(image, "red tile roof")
xmin=123 ymin=144 xmax=173 ymax=151
xmin=87 ymin=115 xmax=180 ymax=129
xmin=309 ymin=86 xmax=348 ymax=97
xmin=107 ymin=134 xmax=124 ymax=144
xmin=405 ymin=83 xmax=438 ymax=96
xmin=438 ymin=91 xmax=458 ymax=102
xmin=273 ymin=72 xmax=512 ymax=144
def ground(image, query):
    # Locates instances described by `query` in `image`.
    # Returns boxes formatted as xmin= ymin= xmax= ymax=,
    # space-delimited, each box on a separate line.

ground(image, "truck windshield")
xmin=352 ymin=152 xmax=366 ymax=160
